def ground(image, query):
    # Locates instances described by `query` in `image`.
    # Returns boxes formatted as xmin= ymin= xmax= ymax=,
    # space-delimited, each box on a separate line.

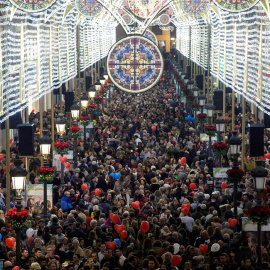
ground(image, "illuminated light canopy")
xmin=8 ymin=0 xmax=57 ymax=12
xmin=107 ymin=36 xmax=164 ymax=93
xmin=75 ymin=0 xmax=104 ymax=18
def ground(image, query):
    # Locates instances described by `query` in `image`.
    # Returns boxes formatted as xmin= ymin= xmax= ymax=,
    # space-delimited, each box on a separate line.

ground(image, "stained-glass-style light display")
xmin=8 ymin=0 xmax=57 ymax=12
xmin=144 ymin=29 xmax=158 ymax=45
xmin=122 ymin=14 xmax=133 ymax=25
xmin=213 ymin=0 xmax=259 ymax=12
xmin=75 ymin=0 xmax=104 ymax=18
xmin=180 ymin=0 xmax=210 ymax=16
xmin=159 ymin=14 xmax=170 ymax=25
xmin=107 ymin=36 xmax=164 ymax=93
xmin=127 ymin=0 xmax=163 ymax=18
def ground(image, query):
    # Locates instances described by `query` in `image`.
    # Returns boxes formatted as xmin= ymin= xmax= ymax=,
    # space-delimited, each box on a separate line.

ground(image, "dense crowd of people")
xmin=1 ymin=65 xmax=270 ymax=270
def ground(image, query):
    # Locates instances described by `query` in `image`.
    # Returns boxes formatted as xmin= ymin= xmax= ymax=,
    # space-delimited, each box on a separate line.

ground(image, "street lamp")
xmin=55 ymin=114 xmax=66 ymax=185
xmin=100 ymin=76 xmax=106 ymax=86
xmin=55 ymin=114 xmax=66 ymax=137
xmin=39 ymin=130 xmax=52 ymax=222
xmin=95 ymin=80 xmax=102 ymax=91
xmin=192 ymin=87 xmax=199 ymax=98
xmin=198 ymin=92 xmax=206 ymax=113
xmin=81 ymin=92 xmax=89 ymax=110
xmin=88 ymin=86 xmax=96 ymax=99
xmin=205 ymin=100 xmax=215 ymax=119
xmin=10 ymin=159 xmax=27 ymax=267
xmin=251 ymin=160 xmax=268 ymax=268
xmin=104 ymin=73 xmax=109 ymax=80
xmin=70 ymin=102 xmax=80 ymax=168
xmin=39 ymin=130 xmax=52 ymax=157
xmin=187 ymin=80 xmax=194 ymax=90
xmin=229 ymin=131 xmax=242 ymax=218
xmin=215 ymin=113 xmax=226 ymax=134
xmin=70 ymin=102 xmax=80 ymax=120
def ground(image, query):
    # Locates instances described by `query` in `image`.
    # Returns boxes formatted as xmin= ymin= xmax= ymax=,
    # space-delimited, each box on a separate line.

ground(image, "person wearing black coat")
xmin=96 ymin=175 xmax=108 ymax=193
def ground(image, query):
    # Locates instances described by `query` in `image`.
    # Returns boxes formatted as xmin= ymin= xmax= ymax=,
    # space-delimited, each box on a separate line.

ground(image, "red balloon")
xmin=182 ymin=204 xmax=190 ymax=210
xmin=167 ymin=132 xmax=171 ymax=137
xmin=131 ymin=201 xmax=140 ymax=209
xmin=95 ymin=188 xmax=101 ymax=196
xmin=110 ymin=213 xmax=119 ymax=224
xmin=171 ymin=255 xmax=182 ymax=266
xmin=59 ymin=156 xmax=67 ymax=163
xmin=12 ymin=267 xmax=20 ymax=270
xmin=189 ymin=183 xmax=196 ymax=190
xmin=228 ymin=218 xmax=238 ymax=227
xmin=225 ymin=116 xmax=229 ymax=121
xmin=65 ymin=162 xmax=71 ymax=169
xmin=0 ymin=155 xmax=4 ymax=161
xmin=181 ymin=157 xmax=186 ymax=165
xmin=6 ymin=237 xmax=15 ymax=248
xmin=151 ymin=125 xmax=156 ymax=131
xmin=75 ymin=194 xmax=79 ymax=200
xmin=221 ymin=182 xmax=227 ymax=189
xmin=9 ymin=138 xmax=13 ymax=144
xmin=163 ymin=99 xmax=167 ymax=104
xmin=28 ymin=236 xmax=34 ymax=244
xmin=114 ymin=224 xmax=125 ymax=234
xmin=81 ymin=184 xmax=87 ymax=191
xmin=199 ymin=244 xmax=208 ymax=254
xmin=165 ymin=94 xmax=170 ymax=99
xmin=121 ymin=230 xmax=128 ymax=239
xmin=140 ymin=221 xmax=150 ymax=233
xmin=106 ymin=241 xmax=117 ymax=250
xmin=235 ymin=125 xmax=240 ymax=129
xmin=135 ymin=152 xmax=139 ymax=157
xmin=3 ymin=166 xmax=6 ymax=172
xmin=181 ymin=207 xmax=189 ymax=215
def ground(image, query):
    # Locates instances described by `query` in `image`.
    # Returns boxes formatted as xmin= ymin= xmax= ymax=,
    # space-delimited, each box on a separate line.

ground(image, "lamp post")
xmin=215 ymin=114 xmax=226 ymax=166
xmin=100 ymin=76 xmax=106 ymax=86
xmin=251 ymin=161 xmax=268 ymax=269
xmin=55 ymin=114 xmax=66 ymax=185
xmin=205 ymin=101 xmax=216 ymax=157
xmin=81 ymin=93 xmax=89 ymax=146
xmin=192 ymin=87 xmax=199 ymax=98
xmin=198 ymin=92 xmax=206 ymax=113
xmin=70 ymin=102 xmax=80 ymax=168
xmin=39 ymin=130 xmax=52 ymax=222
xmin=10 ymin=159 xmax=27 ymax=267
xmin=229 ymin=131 xmax=242 ymax=217
xmin=95 ymin=80 xmax=102 ymax=91
xmin=88 ymin=86 xmax=96 ymax=100
xmin=103 ymin=73 xmax=109 ymax=81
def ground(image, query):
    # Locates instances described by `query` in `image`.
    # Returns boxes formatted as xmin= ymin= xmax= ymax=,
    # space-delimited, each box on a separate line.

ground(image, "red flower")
xmin=79 ymin=116 xmax=90 ymax=121
xmin=197 ymin=113 xmax=207 ymax=119
xmin=204 ymin=126 xmax=216 ymax=131
xmin=55 ymin=142 xmax=69 ymax=149
xmin=70 ymin=126 xmax=82 ymax=132
xmin=226 ymin=169 xmax=244 ymax=178
xmin=99 ymin=90 xmax=107 ymax=94
xmin=103 ymin=85 xmax=109 ymax=88
xmin=88 ymin=104 xmax=97 ymax=108
xmin=190 ymin=103 xmax=200 ymax=108
xmin=213 ymin=142 xmax=228 ymax=149
xmin=94 ymin=96 xmax=102 ymax=100
xmin=106 ymin=80 xmax=112 ymax=83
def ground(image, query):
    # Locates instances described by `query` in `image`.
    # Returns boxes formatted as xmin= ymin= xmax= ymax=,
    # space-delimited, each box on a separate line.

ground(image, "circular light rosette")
xmin=8 ymin=0 xmax=57 ymax=12
xmin=107 ymin=36 xmax=164 ymax=93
